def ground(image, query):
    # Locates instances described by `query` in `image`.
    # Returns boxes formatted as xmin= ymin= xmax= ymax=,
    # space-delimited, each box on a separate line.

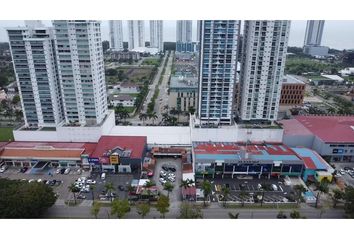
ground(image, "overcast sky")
xmin=1 ymin=20 xmax=354 ymax=50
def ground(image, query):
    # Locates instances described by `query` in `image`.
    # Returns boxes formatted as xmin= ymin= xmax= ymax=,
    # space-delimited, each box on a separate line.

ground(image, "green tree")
xmin=293 ymin=184 xmax=307 ymax=205
xmin=156 ymin=195 xmax=170 ymax=218
xmin=0 ymin=179 xmax=56 ymax=218
xmin=104 ymin=182 xmax=115 ymax=202
xmin=344 ymin=186 xmax=354 ymax=218
xmin=332 ymin=189 xmax=344 ymax=208
xmin=12 ymin=95 xmax=20 ymax=105
xmin=221 ymin=186 xmax=230 ymax=207
xmin=14 ymin=109 xmax=22 ymax=121
xmin=178 ymin=203 xmax=203 ymax=219
xmin=290 ymin=210 xmax=301 ymax=219
xmin=148 ymin=112 xmax=158 ymax=125
xmin=239 ymin=189 xmax=248 ymax=207
xmin=68 ymin=183 xmax=80 ymax=205
xmin=111 ymin=199 xmax=131 ymax=219
xmin=144 ymin=180 xmax=156 ymax=204
xmin=90 ymin=185 xmax=96 ymax=202
xmin=188 ymin=106 xmax=196 ymax=115
xmin=136 ymin=203 xmax=150 ymax=219
xmin=315 ymin=179 xmax=329 ymax=208
xmin=163 ymin=182 xmax=174 ymax=198
xmin=228 ymin=212 xmax=240 ymax=219
xmin=201 ymin=180 xmax=212 ymax=207
xmin=139 ymin=113 xmax=148 ymax=125
xmin=91 ymin=201 xmax=101 ymax=219
xmin=276 ymin=211 xmax=287 ymax=219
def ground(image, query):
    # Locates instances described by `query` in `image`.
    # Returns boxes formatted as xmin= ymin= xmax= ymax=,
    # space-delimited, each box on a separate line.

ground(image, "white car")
xmin=0 ymin=165 xmax=8 ymax=173
xmin=56 ymin=168 xmax=61 ymax=174
xmin=37 ymin=179 xmax=42 ymax=183
xmin=159 ymin=178 xmax=166 ymax=184
xmin=86 ymin=179 xmax=96 ymax=185
xmin=64 ymin=168 xmax=71 ymax=174
xmin=28 ymin=179 xmax=35 ymax=183
xmin=271 ymin=184 xmax=278 ymax=191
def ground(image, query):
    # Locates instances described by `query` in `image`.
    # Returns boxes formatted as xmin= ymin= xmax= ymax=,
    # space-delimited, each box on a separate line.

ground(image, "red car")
xmin=147 ymin=171 xmax=154 ymax=177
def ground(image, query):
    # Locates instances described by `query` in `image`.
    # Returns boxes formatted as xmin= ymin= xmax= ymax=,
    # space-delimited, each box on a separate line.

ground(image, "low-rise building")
xmin=279 ymin=75 xmax=306 ymax=107
xmin=109 ymin=94 xmax=135 ymax=107
xmin=107 ymin=50 xmax=141 ymax=61
xmin=89 ymin=136 xmax=147 ymax=173
xmin=118 ymin=82 xmax=140 ymax=94
xmin=193 ymin=142 xmax=305 ymax=179
xmin=280 ymin=115 xmax=354 ymax=162
xmin=168 ymin=75 xmax=198 ymax=112
xmin=339 ymin=67 xmax=354 ymax=77
xmin=303 ymin=45 xmax=329 ymax=57
xmin=308 ymin=74 xmax=344 ymax=86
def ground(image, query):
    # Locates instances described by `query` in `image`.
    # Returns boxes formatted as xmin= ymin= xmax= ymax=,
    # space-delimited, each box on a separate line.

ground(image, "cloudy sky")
xmin=1 ymin=20 xmax=354 ymax=50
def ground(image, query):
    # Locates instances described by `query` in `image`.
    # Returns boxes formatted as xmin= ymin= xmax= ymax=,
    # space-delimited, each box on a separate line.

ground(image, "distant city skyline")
xmin=1 ymin=20 xmax=354 ymax=50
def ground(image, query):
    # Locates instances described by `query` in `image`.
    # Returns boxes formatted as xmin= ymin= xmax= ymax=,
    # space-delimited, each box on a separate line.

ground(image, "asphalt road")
xmin=44 ymin=202 xmax=346 ymax=219
xmin=127 ymin=51 xmax=174 ymax=125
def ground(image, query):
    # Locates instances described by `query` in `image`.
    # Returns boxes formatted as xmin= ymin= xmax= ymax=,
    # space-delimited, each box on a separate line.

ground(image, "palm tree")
xmin=201 ymin=180 xmax=212 ymax=207
xmin=315 ymin=179 xmax=329 ymax=208
xmin=91 ymin=201 xmax=101 ymax=219
xmin=119 ymin=109 xmax=130 ymax=121
xmin=139 ymin=113 xmax=148 ymax=125
xmin=180 ymin=179 xmax=190 ymax=190
xmin=148 ymin=112 xmax=158 ymax=125
xmin=104 ymin=182 xmax=115 ymax=202
xmin=137 ymin=203 xmax=150 ymax=219
xmin=161 ymin=113 xmax=170 ymax=125
xmin=293 ymin=184 xmax=307 ymax=205
xmin=239 ymin=189 xmax=248 ymax=207
xmin=332 ymin=189 xmax=344 ymax=208
xmin=221 ymin=186 xmax=230 ymax=207
xmin=163 ymin=182 xmax=174 ymax=198
xmin=144 ymin=180 xmax=156 ymax=204
xmin=228 ymin=212 xmax=239 ymax=219
xmin=68 ymin=183 xmax=79 ymax=205
xmin=90 ymin=185 xmax=95 ymax=202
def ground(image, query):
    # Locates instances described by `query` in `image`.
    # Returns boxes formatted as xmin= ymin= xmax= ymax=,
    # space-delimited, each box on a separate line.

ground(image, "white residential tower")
xmin=149 ymin=20 xmax=163 ymax=52
xmin=109 ymin=20 xmax=124 ymax=51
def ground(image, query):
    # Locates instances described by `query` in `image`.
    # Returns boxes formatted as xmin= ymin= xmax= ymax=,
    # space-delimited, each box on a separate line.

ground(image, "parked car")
xmin=37 ymin=179 xmax=42 ymax=183
xmin=118 ymin=185 xmax=125 ymax=191
xmin=101 ymin=172 xmax=106 ymax=180
xmin=344 ymin=167 xmax=351 ymax=171
xmin=56 ymin=168 xmax=61 ymax=174
xmin=28 ymin=179 xmax=35 ymax=183
xmin=20 ymin=167 xmax=28 ymax=173
xmin=159 ymin=178 xmax=167 ymax=184
xmin=64 ymin=168 xmax=71 ymax=175
xmin=60 ymin=168 xmax=66 ymax=174
xmin=50 ymin=180 xmax=57 ymax=186
xmin=0 ymin=165 xmax=8 ymax=173
xmin=77 ymin=194 xmax=86 ymax=200
xmin=162 ymin=166 xmax=169 ymax=171
xmin=86 ymin=179 xmax=96 ymax=185
xmin=77 ymin=168 xmax=82 ymax=174
xmin=169 ymin=167 xmax=176 ymax=172
xmin=271 ymin=184 xmax=278 ymax=191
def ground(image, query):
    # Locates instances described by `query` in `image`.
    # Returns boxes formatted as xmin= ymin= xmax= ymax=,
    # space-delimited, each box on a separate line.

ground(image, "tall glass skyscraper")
xmin=52 ymin=20 xmax=108 ymax=126
xmin=109 ymin=20 xmax=124 ymax=51
xmin=150 ymin=20 xmax=163 ymax=52
xmin=7 ymin=27 xmax=64 ymax=127
xmin=239 ymin=20 xmax=290 ymax=121
xmin=198 ymin=20 xmax=241 ymax=125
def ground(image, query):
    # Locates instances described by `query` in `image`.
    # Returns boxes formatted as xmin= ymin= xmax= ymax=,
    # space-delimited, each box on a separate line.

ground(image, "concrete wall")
xmin=191 ymin=127 xmax=283 ymax=143
xmin=13 ymin=111 xmax=115 ymax=142
xmin=13 ymin=130 xmax=59 ymax=142
xmin=282 ymin=134 xmax=315 ymax=148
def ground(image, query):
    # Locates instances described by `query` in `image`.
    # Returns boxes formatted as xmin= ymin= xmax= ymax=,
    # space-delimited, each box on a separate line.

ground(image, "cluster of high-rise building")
xmin=108 ymin=20 xmax=164 ymax=52
xmin=7 ymin=20 xmax=108 ymax=128
xmin=303 ymin=20 xmax=329 ymax=57
xmin=197 ymin=20 xmax=291 ymax=125
xmin=8 ymin=20 xmax=294 ymax=128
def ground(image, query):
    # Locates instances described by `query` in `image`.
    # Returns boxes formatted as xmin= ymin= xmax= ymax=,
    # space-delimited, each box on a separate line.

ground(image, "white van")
xmin=101 ymin=173 xmax=106 ymax=180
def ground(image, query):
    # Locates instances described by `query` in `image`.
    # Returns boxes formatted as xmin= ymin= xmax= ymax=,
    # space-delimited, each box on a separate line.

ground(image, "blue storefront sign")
xmin=88 ymin=158 xmax=100 ymax=165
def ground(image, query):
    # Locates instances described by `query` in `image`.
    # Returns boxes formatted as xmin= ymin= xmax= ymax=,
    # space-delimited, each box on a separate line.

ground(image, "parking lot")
xmin=333 ymin=162 xmax=354 ymax=186
xmin=152 ymin=158 xmax=182 ymax=206
xmin=81 ymin=172 xmax=134 ymax=201
xmin=200 ymin=177 xmax=296 ymax=204
xmin=0 ymin=165 xmax=88 ymax=200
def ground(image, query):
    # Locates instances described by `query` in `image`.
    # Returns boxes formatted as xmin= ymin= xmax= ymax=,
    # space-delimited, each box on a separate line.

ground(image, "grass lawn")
xmin=0 ymin=127 xmax=14 ymax=141
xmin=124 ymin=106 xmax=135 ymax=113
xmin=142 ymin=58 xmax=160 ymax=66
